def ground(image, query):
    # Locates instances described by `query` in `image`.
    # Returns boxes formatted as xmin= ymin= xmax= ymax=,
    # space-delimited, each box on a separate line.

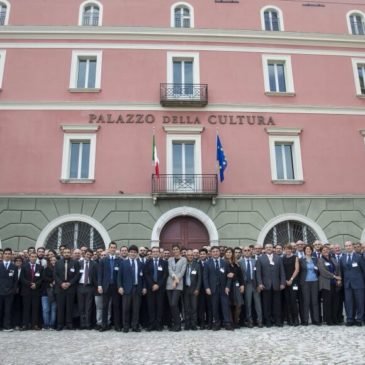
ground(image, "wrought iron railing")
xmin=82 ymin=15 xmax=99 ymax=26
xmin=175 ymin=16 xmax=191 ymax=28
xmin=160 ymin=83 xmax=208 ymax=106
xmin=0 ymin=10 xmax=6 ymax=25
xmin=152 ymin=174 xmax=218 ymax=196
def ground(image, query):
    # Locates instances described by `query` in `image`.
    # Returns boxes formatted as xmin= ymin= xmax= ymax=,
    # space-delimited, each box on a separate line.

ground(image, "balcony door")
xmin=172 ymin=141 xmax=195 ymax=192
xmin=173 ymin=59 xmax=193 ymax=96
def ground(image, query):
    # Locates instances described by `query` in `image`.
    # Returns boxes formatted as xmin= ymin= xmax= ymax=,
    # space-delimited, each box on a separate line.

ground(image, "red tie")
xmin=31 ymin=264 xmax=35 ymax=282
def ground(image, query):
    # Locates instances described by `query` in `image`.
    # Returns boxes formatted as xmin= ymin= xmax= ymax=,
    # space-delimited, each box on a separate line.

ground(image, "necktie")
xmin=153 ymin=259 xmax=158 ymax=282
xmin=215 ymin=259 xmax=219 ymax=271
xmin=347 ymin=254 xmax=352 ymax=265
xmin=31 ymin=264 xmax=35 ymax=282
xmin=64 ymin=260 xmax=68 ymax=281
xmin=84 ymin=261 xmax=89 ymax=285
xmin=110 ymin=257 xmax=114 ymax=282
xmin=246 ymin=259 xmax=252 ymax=281
xmin=131 ymin=259 xmax=136 ymax=284
xmin=336 ymin=255 xmax=340 ymax=262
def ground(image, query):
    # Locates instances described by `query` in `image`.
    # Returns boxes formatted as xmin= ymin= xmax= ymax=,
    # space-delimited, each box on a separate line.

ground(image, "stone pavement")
xmin=0 ymin=326 xmax=364 ymax=365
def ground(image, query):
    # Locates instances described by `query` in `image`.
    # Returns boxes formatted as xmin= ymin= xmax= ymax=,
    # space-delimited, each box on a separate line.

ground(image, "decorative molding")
xmin=272 ymin=179 xmax=304 ymax=185
xmin=266 ymin=127 xmax=302 ymax=136
xmin=163 ymin=126 xmax=204 ymax=134
xmin=61 ymin=124 xmax=100 ymax=132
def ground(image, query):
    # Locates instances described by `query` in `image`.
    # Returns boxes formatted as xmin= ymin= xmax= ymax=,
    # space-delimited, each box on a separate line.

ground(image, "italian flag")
xmin=152 ymin=134 xmax=160 ymax=177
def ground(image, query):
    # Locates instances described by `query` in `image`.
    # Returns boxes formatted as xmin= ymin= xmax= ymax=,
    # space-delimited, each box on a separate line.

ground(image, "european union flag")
xmin=216 ymin=135 xmax=227 ymax=182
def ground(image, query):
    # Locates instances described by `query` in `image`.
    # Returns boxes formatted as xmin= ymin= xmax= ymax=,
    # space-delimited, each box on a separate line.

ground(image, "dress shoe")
xmin=191 ymin=326 xmax=198 ymax=331
xmin=302 ymin=322 xmax=308 ymax=326
xmin=225 ymin=325 xmax=234 ymax=331
xmin=345 ymin=322 xmax=353 ymax=327
xmin=56 ymin=326 xmax=63 ymax=331
xmin=184 ymin=326 xmax=191 ymax=331
xmin=3 ymin=328 xmax=13 ymax=332
xmin=257 ymin=322 xmax=263 ymax=328
xmin=20 ymin=326 xmax=28 ymax=331
xmin=246 ymin=321 xmax=253 ymax=329
xmin=65 ymin=325 xmax=74 ymax=330
xmin=199 ymin=324 xmax=206 ymax=330
xmin=275 ymin=323 xmax=283 ymax=327
xmin=312 ymin=322 xmax=321 ymax=326
xmin=123 ymin=328 xmax=129 ymax=333
xmin=94 ymin=325 xmax=101 ymax=331
xmin=99 ymin=326 xmax=108 ymax=332
xmin=115 ymin=327 xmax=122 ymax=332
xmin=33 ymin=325 xmax=41 ymax=331
xmin=132 ymin=328 xmax=141 ymax=332
xmin=212 ymin=325 xmax=221 ymax=331
xmin=355 ymin=321 xmax=362 ymax=327
xmin=206 ymin=324 xmax=212 ymax=330
xmin=156 ymin=326 xmax=163 ymax=331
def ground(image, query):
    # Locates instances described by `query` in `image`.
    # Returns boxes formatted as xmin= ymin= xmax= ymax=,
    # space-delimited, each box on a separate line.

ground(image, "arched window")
xmin=171 ymin=2 xmax=194 ymax=28
xmin=261 ymin=6 xmax=284 ymax=31
xmin=348 ymin=11 xmax=365 ymax=35
xmin=0 ymin=0 xmax=10 ymax=26
xmin=79 ymin=1 xmax=103 ymax=26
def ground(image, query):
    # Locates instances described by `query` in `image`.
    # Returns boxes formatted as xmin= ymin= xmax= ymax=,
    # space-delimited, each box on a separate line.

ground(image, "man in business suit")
xmin=118 ymin=245 xmax=147 ymax=332
xmin=138 ymin=246 xmax=148 ymax=329
xmin=20 ymin=251 xmax=43 ymax=330
xmin=98 ymin=241 xmax=121 ymax=332
xmin=203 ymin=246 xmax=233 ymax=331
xmin=144 ymin=246 xmax=168 ymax=331
xmin=77 ymin=248 xmax=97 ymax=330
xmin=0 ymin=248 xmax=18 ymax=331
xmin=183 ymin=249 xmax=201 ymax=330
xmin=239 ymin=246 xmax=263 ymax=328
xmin=256 ymin=243 xmax=286 ymax=327
xmin=54 ymin=246 xmax=80 ymax=330
xmin=333 ymin=243 xmax=344 ymax=324
xmin=340 ymin=241 xmax=365 ymax=326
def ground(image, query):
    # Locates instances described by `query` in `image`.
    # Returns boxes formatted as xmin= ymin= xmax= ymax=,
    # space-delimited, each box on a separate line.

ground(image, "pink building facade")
xmin=1 ymin=0 xmax=365 ymax=250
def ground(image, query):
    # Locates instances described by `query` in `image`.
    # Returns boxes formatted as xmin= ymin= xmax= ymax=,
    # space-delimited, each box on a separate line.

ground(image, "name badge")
xmin=114 ymin=267 xmax=119 ymax=271
xmin=235 ymin=282 xmax=240 ymax=287
xmin=292 ymin=284 xmax=298 ymax=291
xmin=140 ymin=272 xmax=143 ymax=276
xmin=253 ymin=267 xmax=257 ymax=271
xmin=70 ymin=268 xmax=75 ymax=273
xmin=352 ymin=263 xmax=358 ymax=268
xmin=314 ymin=266 xmax=318 ymax=271
xmin=325 ymin=262 xmax=330 ymax=266
xmin=270 ymin=262 xmax=275 ymax=266
xmin=191 ymin=270 xmax=197 ymax=275
xmin=9 ymin=273 xmax=13 ymax=277
xmin=80 ymin=269 xmax=84 ymax=273
xmin=158 ymin=266 xmax=163 ymax=271
xmin=220 ymin=268 xmax=225 ymax=273
xmin=35 ymin=273 xmax=40 ymax=277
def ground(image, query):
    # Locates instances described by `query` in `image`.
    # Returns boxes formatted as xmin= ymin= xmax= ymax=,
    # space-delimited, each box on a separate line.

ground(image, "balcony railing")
xmin=160 ymin=83 xmax=208 ymax=107
xmin=215 ymin=0 xmax=239 ymax=3
xmin=152 ymin=174 xmax=218 ymax=200
xmin=82 ymin=15 xmax=100 ymax=26
xmin=0 ymin=10 xmax=6 ymax=25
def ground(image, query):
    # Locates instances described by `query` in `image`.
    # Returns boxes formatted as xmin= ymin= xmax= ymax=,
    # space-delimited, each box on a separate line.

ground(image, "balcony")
xmin=160 ymin=83 xmax=208 ymax=107
xmin=152 ymin=174 xmax=218 ymax=203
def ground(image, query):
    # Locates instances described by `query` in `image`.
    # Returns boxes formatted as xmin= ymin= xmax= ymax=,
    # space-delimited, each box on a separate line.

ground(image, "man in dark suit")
xmin=183 ymin=249 xmax=201 ymax=330
xmin=203 ymin=246 xmax=233 ymax=331
xmin=77 ymin=248 xmax=98 ymax=330
xmin=118 ymin=245 xmax=147 ymax=332
xmin=0 ymin=248 xmax=18 ymax=331
xmin=340 ymin=241 xmax=365 ymax=326
xmin=333 ymin=243 xmax=344 ymax=324
xmin=54 ymin=246 xmax=80 ymax=330
xmin=256 ymin=243 xmax=286 ymax=327
xmin=98 ymin=241 xmax=121 ymax=331
xmin=20 ymin=251 xmax=43 ymax=330
xmin=143 ymin=246 xmax=168 ymax=331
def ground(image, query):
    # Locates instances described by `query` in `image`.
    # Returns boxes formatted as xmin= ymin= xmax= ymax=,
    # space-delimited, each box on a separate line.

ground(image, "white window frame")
xmin=0 ymin=50 xmax=6 ymax=89
xmin=170 ymin=2 xmax=194 ymax=28
xmin=69 ymin=50 xmax=102 ymax=91
xmin=78 ymin=0 xmax=103 ymax=26
xmin=262 ymin=54 xmax=294 ymax=95
xmin=260 ymin=5 xmax=284 ymax=31
xmin=266 ymin=128 xmax=303 ymax=184
xmin=61 ymin=125 xmax=99 ymax=183
xmin=352 ymin=58 xmax=365 ymax=96
xmin=0 ymin=0 xmax=10 ymax=26
xmin=346 ymin=10 xmax=365 ymax=35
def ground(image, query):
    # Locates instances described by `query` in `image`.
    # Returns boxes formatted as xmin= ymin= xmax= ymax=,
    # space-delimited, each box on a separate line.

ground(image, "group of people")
xmin=0 ymin=239 xmax=364 ymax=333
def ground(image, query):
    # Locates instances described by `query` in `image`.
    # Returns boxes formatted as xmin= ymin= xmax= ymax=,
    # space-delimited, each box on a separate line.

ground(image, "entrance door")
xmin=159 ymin=216 xmax=209 ymax=250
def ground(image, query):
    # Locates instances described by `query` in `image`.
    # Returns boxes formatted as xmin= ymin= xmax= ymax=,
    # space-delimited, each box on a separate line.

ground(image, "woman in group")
xmin=166 ymin=244 xmax=187 ymax=331
xmin=282 ymin=243 xmax=300 ymax=326
xmin=318 ymin=245 xmax=341 ymax=325
xmin=299 ymin=244 xmax=320 ymax=325
xmin=224 ymin=248 xmax=244 ymax=328
xmin=41 ymin=256 xmax=57 ymax=330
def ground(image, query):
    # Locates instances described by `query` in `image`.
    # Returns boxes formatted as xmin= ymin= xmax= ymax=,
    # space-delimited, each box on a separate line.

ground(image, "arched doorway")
xmin=159 ymin=216 xmax=209 ymax=250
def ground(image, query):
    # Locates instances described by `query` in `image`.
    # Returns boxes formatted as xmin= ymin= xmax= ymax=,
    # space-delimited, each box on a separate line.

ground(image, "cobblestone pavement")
xmin=0 ymin=326 xmax=364 ymax=365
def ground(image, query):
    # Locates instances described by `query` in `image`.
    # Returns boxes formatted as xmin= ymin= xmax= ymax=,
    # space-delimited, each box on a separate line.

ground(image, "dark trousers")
xmin=12 ymin=293 xmax=23 ymax=327
xmin=344 ymin=286 xmax=364 ymax=322
xmin=321 ymin=286 xmax=337 ymax=325
xmin=56 ymin=288 xmax=76 ymax=327
xmin=183 ymin=288 xmax=198 ymax=328
xmin=334 ymin=286 xmax=344 ymax=323
xmin=139 ymin=294 xmax=148 ymax=328
xmin=102 ymin=284 xmax=120 ymax=329
xmin=77 ymin=284 xmax=94 ymax=328
xmin=22 ymin=292 xmax=40 ymax=327
xmin=147 ymin=289 xmax=164 ymax=329
xmin=301 ymin=281 xmax=320 ymax=324
xmin=210 ymin=288 xmax=231 ymax=327
xmin=284 ymin=285 xmax=299 ymax=324
xmin=167 ymin=290 xmax=182 ymax=329
xmin=0 ymin=294 xmax=14 ymax=329
xmin=198 ymin=289 xmax=212 ymax=327
xmin=122 ymin=287 xmax=141 ymax=329
xmin=262 ymin=288 xmax=282 ymax=325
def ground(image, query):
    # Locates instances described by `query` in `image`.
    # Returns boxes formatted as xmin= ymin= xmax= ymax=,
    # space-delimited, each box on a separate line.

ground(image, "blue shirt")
xmin=305 ymin=260 xmax=318 ymax=282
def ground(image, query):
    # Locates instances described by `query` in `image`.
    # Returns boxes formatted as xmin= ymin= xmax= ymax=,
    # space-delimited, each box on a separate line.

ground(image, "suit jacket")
xmin=238 ymin=257 xmax=257 ymax=287
xmin=79 ymin=260 xmax=98 ymax=287
xmin=143 ymin=258 xmax=168 ymax=290
xmin=54 ymin=258 xmax=80 ymax=293
xmin=117 ymin=258 xmax=145 ymax=295
xmin=340 ymin=252 xmax=365 ymax=290
xmin=299 ymin=257 xmax=319 ymax=286
xmin=256 ymin=254 xmax=285 ymax=290
xmin=20 ymin=262 xmax=44 ymax=295
xmin=318 ymin=257 xmax=340 ymax=291
xmin=203 ymin=258 xmax=231 ymax=294
xmin=97 ymin=255 xmax=121 ymax=291
xmin=184 ymin=260 xmax=201 ymax=293
xmin=0 ymin=261 xmax=18 ymax=296
xmin=166 ymin=257 xmax=187 ymax=291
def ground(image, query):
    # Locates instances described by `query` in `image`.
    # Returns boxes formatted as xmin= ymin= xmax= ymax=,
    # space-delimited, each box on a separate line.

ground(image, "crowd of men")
xmin=0 ymin=239 xmax=364 ymax=333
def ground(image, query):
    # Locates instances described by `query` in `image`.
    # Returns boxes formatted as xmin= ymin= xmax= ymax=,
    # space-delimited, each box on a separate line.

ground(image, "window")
xmin=79 ymin=1 xmax=103 ymax=26
xmin=69 ymin=51 xmax=102 ymax=91
xmin=262 ymin=55 xmax=294 ymax=95
xmin=266 ymin=128 xmax=303 ymax=183
xmin=61 ymin=125 xmax=99 ymax=182
xmin=352 ymin=59 xmax=365 ymax=96
xmin=0 ymin=50 xmax=6 ymax=88
xmin=261 ymin=6 xmax=284 ymax=31
xmin=0 ymin=0 xmax=10 ymax=26
xmin=347 ymin=11 xmax=365 ymax=35
xmin=171 ymin=2 xmax=194 ymax=28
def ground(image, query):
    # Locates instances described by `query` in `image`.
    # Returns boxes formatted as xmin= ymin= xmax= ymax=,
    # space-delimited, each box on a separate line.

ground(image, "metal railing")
xmin=152 ymin=174 xmax=218 ymax=196
xmin=160 ymin=83 xmax=208 ymax=106
xmin=0 ymin=10 xmax=6 ymax=25
xmin=82 ymin=15 xmax=99 ymax=26
xmin=174 ymin=16 xmax=191 ymax=28
xmin=215 ymin=0 xmax=239 ymax=3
